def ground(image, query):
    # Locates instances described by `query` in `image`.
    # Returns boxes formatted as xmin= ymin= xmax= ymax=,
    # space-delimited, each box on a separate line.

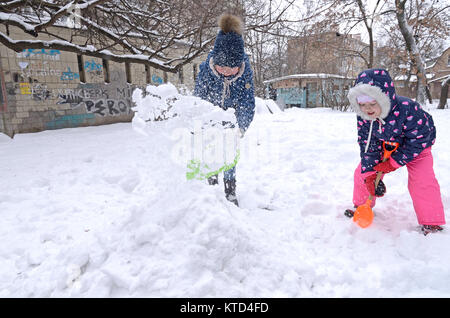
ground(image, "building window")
xmin=77 ymin=55 xmax=86 ymax=83
xmin=125 ymin=62 xmax=132 ymax=84
xmin=307 ymin=82 xmax=317 ymax=91
xmin=102 ymin=59 xmax=110 ymax=83
xmin=447 ymin=55 xmax=450 ymax=67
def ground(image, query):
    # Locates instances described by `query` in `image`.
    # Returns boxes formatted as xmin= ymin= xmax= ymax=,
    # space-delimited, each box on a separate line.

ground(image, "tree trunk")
xmin=355 ymin=0 xmax=374 ymax=68
xmin=368 ymin=27 xmax=374 ymax=68
xmin=437 ymin=76 xmax=450 ymax=109
xmin=395 ymin=0 xmax=429 ymax=104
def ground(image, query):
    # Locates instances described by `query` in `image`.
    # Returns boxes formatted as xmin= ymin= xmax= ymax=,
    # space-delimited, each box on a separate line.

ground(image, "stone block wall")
xmin=0 ymin=25 xmax=204 ymax=137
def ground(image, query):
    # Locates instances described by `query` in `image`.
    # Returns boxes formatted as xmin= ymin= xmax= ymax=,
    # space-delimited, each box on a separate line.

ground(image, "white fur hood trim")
xmin=347 ymin=83 xmax=391 ymax=121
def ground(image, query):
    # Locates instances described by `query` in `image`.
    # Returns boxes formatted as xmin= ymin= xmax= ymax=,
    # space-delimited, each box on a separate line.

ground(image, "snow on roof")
xmin=429 ymin=74 xmax=450 ymax=83
xmin=263 ymin=73 xmax=350 ymax=84
xmin=394 ymin=73 xmax=435 ymax=82
xmin=425 ymin=56 xmax=440 ymax=69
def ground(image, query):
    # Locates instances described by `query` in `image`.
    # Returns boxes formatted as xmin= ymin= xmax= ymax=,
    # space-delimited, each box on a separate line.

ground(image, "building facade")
xmin=382 ymin=47 xmax=450 ymax=101
xmin=287 ymin=32 xmax=370 ymax=80
xmin=264 ymin=74 xmax=352 ymax=109
xmin=426 ymin=47 xmax=450 ymax=100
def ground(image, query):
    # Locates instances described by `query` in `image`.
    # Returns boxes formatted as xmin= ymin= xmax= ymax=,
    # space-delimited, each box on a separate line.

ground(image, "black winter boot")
xmin=207 ymin=174 xmax=218 ymax=185
xmin=224 ymin=179 xmax=239 ymax=206
xmin=421 ymin=225 xmax=444 ymax=236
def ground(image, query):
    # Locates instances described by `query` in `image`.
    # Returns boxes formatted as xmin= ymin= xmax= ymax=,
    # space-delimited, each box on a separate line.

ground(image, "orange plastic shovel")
xmin=353 ymin=141 xmax=399 ymax=228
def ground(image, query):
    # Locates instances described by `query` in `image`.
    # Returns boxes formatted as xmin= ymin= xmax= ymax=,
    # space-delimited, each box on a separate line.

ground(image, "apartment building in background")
xmin=264 ymin=31 xmax=366 ymax=109
xmin=287 ymin=31 xmax=370 ymax=80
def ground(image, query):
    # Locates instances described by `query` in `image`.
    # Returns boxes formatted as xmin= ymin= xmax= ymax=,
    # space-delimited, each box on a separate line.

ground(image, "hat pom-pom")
xmin=218 ymin=14 xmax=243 ymax=35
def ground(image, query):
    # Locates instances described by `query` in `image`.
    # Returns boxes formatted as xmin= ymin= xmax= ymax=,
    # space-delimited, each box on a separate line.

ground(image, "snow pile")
xmin=131 ymin=83 xmax=237 ymax=134
xmin=255 ymin=97 xmax=282 ymax=114
xmin=131 ymin=84 xmax=240 ymax=180
xmin=0 ymin=133 xmax=13 ymax=142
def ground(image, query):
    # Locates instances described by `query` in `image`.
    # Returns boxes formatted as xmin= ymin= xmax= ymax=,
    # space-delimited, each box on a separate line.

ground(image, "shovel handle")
xmin=382 ymin=141 xmax=399 ymax=160
xmin=368 ymin=165 xmax=385 ymax=201
xmin=368 ymin=141 xmax=399 ymax=200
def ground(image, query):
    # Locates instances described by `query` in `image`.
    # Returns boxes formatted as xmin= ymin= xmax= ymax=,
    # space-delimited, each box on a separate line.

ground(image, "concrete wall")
xmin=0 ymin=25 xmax=204 ymax=137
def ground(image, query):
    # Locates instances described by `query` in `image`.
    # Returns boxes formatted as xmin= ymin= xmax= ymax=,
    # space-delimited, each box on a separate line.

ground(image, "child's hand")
xmin=364 ymin=174 xmax=386 ymax=197
xmin=373 ymin=160 xmax=397 ymax=174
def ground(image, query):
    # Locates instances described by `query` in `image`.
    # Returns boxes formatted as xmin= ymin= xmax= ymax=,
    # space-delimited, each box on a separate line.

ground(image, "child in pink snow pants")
xmin=347 ymin=68 xmax=445 ymax=234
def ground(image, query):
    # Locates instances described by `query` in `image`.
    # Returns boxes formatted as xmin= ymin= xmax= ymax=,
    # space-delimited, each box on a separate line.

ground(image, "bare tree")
xmin=394 ymin=0 xmax=443 ymax=104
xmin=1 ymin=0 xmax=311 ymax=92
xmin=437 ymin=75 xmax=450 ymax=109
xmin=245 ymin=0 xmax=348 ymax=94
xmin=239 ymin=0 xmax=299 ymax=96
xmin=339 ymin=0 xmax=390 ymax=68
xmin=377 ymin=0 xmax=449 ymax=103
xmin=0 ymin=0 xmax=221 ymax=73
xmin=313 ymin=0 xmax=392 ymax=69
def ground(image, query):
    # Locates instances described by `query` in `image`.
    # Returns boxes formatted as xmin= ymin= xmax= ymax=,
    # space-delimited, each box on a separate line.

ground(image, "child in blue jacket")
xmin=194 ymin=14 xmax=255 ymax=206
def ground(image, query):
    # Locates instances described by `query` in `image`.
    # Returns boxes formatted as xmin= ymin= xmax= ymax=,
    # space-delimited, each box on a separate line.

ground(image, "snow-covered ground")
xmin=1 ymin=91 xmax=450 ymax=297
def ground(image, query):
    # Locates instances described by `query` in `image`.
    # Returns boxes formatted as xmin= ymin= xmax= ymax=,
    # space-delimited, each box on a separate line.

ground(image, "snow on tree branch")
xmin=0 ymin=0 xmax=218 ymax=73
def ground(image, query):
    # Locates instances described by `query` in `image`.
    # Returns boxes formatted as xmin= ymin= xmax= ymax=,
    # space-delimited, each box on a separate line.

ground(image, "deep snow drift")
xmin=0 ymin=85 xmax=449 ymax=297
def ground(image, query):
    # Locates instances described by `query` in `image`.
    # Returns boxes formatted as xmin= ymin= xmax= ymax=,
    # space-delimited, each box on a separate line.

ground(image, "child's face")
xmin=358 ymin=100 xmax=382 ymax=119
xmin=215 ymin=65 xmax=239 ymax=76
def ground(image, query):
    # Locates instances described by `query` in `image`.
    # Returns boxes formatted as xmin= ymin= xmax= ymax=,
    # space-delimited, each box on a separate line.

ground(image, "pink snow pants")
xmin=353 ymin=147 xmax=445 ymax=225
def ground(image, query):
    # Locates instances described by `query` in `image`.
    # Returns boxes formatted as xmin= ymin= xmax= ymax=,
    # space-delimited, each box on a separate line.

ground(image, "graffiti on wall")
xmin=17 ymin=49 xmax=61 ymax=60
xmin=60 ymin=67 xmax=80 ymax=81
xmin=84 ymin=60 xmax=103 ymax=73
xmin=56 ymin=85 xmax=133 ymax=116
xmin=16 ymin=50 xmax=77 ymax=81
xmin=19 ymin=83 xmax=31 ymax=95
xmin=10 ymin=51 xmax=136 ymax=129
xmin=18 ymin=60 xmax=83 ymax=81
xmin=152 ymin=74 xmax=163 ymax=85
xmin=84 ymin=59 xmax=103 ymax=81
xmin=19 ymin=82 xmax=51 ymax=101
xmin=31 ymin=83 xmax=51 ymax=101
xmin=84 ymin=99 xmax=130 ymax=116
xmin=45 ymin=113 xmax=95 ymax=130
xmin=14 ymin=79 xmax=133 ymax=116
xmin=20 ymin=60 xmax=62 ymax=78
xmin=57 ymin=87 xmax=108 ymax=104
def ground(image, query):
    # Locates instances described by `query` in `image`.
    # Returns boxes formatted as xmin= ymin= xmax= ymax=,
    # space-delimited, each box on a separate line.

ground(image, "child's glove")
xmin=373 ymin=160 xmax=397 ymax=174
xmin=364 ymin=174 xmax=386 ymax=197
